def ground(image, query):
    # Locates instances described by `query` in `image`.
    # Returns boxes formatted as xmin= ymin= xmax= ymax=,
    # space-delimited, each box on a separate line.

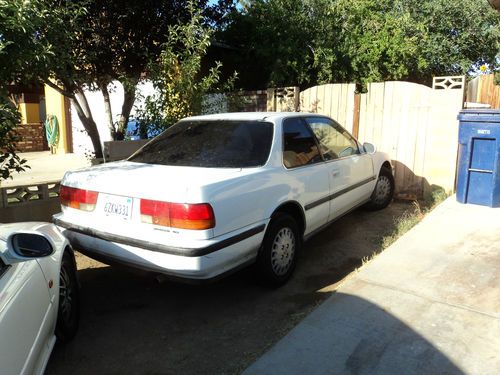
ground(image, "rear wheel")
xmin=256 ymin=213 xmax=300 ymax=287
xmin=55 ymin=251 xmax=80 ymax=342
xmin=366 ymin=167 xmax=394 ymax=210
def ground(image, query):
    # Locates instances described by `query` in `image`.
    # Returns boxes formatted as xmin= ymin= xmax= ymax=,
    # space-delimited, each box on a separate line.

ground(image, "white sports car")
xmin=54 ymin=112 xmax=394 ymax=286
xmin=0 ymin=222 xmax=79 ymax=375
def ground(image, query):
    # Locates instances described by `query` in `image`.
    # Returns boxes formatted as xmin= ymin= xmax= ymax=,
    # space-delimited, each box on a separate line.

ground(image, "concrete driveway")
xmin=245 ymin=197 xmax=500 ymax=375
xmin=2 ymin=151 xmax=89 ymax=187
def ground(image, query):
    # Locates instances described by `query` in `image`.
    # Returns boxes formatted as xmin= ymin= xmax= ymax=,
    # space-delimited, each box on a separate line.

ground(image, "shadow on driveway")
xmin=46 ymin=202 xmax=425 ymax=375
xmin=245 ymin=293 xmax=465 ymax=375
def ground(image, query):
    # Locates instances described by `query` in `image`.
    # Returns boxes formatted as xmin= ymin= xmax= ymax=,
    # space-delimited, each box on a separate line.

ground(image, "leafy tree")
xmin=0 ymin=0 xmax=59 ymax=182
xmin=40 ymin=0 xmax=216 ymax=157
xmin=221 ymin=0 xmax=325 ymax=88
xmin=0 ymin=97 xmax=28 ymax=182
xmin=136 ymin=2 xmax=235 ymax=135
xmin=220 ymin=0 xmax=500 ymax=89
xmin=3 ymin=0 xmax=235 ymax=160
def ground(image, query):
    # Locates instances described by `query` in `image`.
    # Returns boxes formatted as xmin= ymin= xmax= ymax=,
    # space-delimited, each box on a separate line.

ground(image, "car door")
xmin=305 ymin=117 xmax=374 ymax=221
xmin=0 ymin=256 xmax=52 ymax=375
xmin=282 ymin=117 xmax=330 ymax=235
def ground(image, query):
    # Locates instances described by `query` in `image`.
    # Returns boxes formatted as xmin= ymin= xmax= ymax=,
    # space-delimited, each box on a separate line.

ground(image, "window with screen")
xmin=282 ymin=117 xmax=322 ymax=168
xmin=306 ymin=117 xmax=359 ymax=160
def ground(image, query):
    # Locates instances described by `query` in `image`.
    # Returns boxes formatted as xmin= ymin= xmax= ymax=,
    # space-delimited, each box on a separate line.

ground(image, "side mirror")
xmin=3 ymin=232 xmax=55 ymax=264
xmin=363 ymin=142 xmax=376 ymax=154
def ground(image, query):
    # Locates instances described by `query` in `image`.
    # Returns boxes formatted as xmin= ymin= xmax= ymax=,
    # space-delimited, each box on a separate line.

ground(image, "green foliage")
xmin=2 ymin=0 xmax=236 ymax=160
xmin=220 ymin=0 xmax=500 ymax=88
xmin=136 ymin=2 xmax=233 ymax=135
xmin=0 ymin=0 xmax=56 ymax=181
xmin=0 ymin=97 xmax=28 ymax=183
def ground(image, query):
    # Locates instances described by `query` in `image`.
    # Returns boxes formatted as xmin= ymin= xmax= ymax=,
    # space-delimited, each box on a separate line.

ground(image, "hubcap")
xmin=271 ymin=227 xmax=295 ymax=276
xmin=373 ymin=175 xmax=392 ymax=204
xmin=59 ymin=263 xmax=73 ymax=322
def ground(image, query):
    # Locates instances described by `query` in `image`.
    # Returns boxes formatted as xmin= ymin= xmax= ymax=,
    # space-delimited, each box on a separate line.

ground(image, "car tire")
xmin=366 ymin=167 xmax=395 ymax=210
xmin=55 ymin=251 xmax=80 ymax=342
xmin=256 ymin=213 xmax=300 ymax=287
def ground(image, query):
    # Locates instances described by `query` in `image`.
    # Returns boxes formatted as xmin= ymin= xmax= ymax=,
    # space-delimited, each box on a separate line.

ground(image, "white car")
xmin=54 ymin=112 xmax=394 ymax=285
xmin=0 ymin=222 xmax=79 ymax=375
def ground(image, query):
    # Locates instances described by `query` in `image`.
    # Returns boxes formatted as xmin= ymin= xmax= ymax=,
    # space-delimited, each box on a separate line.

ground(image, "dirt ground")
xmin=45 ymin=202 xmax=411 ymax=375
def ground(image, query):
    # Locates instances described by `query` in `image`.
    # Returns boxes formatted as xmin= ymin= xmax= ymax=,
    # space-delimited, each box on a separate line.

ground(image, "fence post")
xmin=267 ymin=88 xmax=276 ymax=111
xmin=352 ymin=93 xmax=361 ymax=139
xmin=292 ymin=87 xmax=300 ymax=111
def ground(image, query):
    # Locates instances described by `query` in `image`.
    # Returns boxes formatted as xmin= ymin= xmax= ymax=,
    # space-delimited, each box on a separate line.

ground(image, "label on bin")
xmin=477 ymin=129 xmax=491 ymax=135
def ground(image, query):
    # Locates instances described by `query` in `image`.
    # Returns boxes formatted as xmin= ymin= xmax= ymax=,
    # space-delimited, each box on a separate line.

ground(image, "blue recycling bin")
xmin=456 ymin=109 xmax=500 ymax=207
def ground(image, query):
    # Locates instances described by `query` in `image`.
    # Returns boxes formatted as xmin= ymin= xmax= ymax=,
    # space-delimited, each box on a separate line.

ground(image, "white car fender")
xmin=371 ymin=151 xmax=393 ymax=177
xmin=4 ymin=223 xmax=71 ymax=303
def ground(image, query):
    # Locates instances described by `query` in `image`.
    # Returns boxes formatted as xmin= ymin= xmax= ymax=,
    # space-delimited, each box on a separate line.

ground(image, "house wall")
xmin=44 ymin=84 xmax=72 ymax=153
xmin=16 ymin=123 xmax=48 ymax=152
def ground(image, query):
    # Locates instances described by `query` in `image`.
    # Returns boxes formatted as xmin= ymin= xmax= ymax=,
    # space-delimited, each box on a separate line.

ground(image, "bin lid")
xmin=458 ymin=109 xmax=500 ymax=123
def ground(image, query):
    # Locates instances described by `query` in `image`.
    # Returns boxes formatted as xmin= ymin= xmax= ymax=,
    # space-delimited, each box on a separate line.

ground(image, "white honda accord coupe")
xmin=54 ymin=112 xmax=394 ymax=286
xmin=0 ymin=222 xmax=79 ymax=375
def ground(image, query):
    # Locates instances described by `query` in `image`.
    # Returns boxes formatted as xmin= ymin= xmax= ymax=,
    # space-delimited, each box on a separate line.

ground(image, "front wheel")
xmin=256 ymin=213 xmax=300 ymax=287
xmin=55 ymin=251 xmax=80 ymax=342
xmin=366 ymin=167 xmax=395 ymax=210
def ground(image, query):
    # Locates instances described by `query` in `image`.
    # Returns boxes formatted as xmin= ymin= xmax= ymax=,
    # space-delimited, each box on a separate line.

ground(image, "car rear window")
xmin=128 ymin=120 xmax=274 ymax=168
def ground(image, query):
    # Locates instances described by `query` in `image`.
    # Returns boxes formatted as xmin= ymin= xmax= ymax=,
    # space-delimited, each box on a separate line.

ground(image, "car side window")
xmin=306 ymin=117 xmax=360 ymax=160
xmin=282 ymin=117 xmax=322 ymax=169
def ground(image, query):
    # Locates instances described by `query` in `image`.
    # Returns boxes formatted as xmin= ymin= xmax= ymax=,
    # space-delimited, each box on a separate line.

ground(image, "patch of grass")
xmin=380 ymin=201 xmax=423 ymax=249
xmin=364 ymin=187 xmax=450 ymax=266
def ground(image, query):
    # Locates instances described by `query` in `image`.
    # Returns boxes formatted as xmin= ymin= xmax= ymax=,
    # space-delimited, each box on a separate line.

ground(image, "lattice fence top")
xmin=432 ymin=76 xmax=465 ymax=90
xmin=267 ymin=87 xmax=300 ymax=112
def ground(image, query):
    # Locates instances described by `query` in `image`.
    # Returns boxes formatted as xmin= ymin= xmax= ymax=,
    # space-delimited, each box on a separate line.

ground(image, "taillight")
xmin=140 ymin=199 xmax=215 ymax=230
xmin=140 ymin=199 xmax=170 ymax=226
xmin=60 ymin=185 xmax=98 ymax=211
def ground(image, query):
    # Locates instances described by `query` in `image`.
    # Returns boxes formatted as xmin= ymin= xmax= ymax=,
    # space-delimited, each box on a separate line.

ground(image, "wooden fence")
xmin=358 ymin=77 xmax=464 ymax=197
xmin=279 ymin=76 xmax=466 ymax=197
xmin=467 ymin=74 xmax=500 ymax=109
xmin=300 ymin=84 xmax=357 ymax=134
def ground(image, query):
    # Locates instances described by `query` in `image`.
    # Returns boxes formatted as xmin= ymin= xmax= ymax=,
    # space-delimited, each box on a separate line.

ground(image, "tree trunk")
xmin=100 ymin=82 xmax=115 ymax=139
xmin=45 ymin=80 xmax=103 ymax=159
xmin=71 ymin=93 xmax=103 ymax=159
xmin=117 ymin=80 xmax=137 ymax=140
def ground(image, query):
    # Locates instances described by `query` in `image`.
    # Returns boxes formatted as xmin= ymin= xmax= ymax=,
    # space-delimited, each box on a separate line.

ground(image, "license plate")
xmin=102 ymin=195 xmax=133 ymax=220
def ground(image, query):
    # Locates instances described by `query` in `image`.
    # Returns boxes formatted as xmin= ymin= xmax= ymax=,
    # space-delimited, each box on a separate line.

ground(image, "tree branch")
xmin=100 ymin=82 xmax=116 ymax=138
xmin=74 ymin=86 xmax=93 ymax=119
xmin=44 ymin=79 xmax=75 ymax=98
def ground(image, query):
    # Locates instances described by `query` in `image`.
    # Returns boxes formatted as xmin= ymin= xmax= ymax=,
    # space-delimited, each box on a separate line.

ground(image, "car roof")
xmin=182 ymin=112 xmax=329 ymax=122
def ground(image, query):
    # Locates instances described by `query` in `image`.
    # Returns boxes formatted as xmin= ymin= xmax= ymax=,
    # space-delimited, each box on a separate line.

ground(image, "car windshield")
xmin=128 ymin=120 xmax=274 ymax=168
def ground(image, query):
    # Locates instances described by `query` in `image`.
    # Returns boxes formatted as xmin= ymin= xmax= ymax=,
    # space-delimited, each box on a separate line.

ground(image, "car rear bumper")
xmin=54 ymin=217 xmax=267 ymax=280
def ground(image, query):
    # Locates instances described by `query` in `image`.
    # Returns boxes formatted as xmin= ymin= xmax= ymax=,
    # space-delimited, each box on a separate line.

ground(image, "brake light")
xmin=140 ymin=199 xmax=215 ymax=230
xmin=60 ymin=185 xmax=98 ymax=211
xmin=140 ymin=199 xmax=170 ymax=226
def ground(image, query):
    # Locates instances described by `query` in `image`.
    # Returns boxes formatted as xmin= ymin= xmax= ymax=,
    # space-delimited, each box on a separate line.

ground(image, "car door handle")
xmin=331 ymin=169 xmax=340 ymax=177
